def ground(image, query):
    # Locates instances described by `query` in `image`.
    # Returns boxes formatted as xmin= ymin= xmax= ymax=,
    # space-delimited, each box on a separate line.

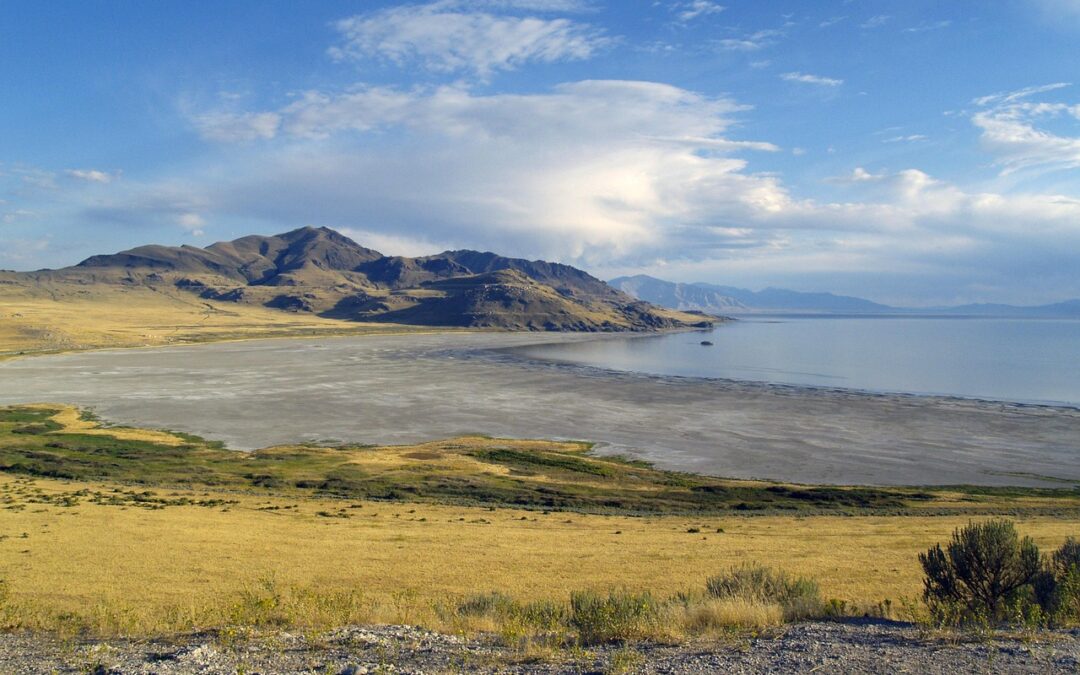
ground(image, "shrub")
xmin=705 ymin=564 xmax=822 ymax=620
xmin=1033 ymin=538 xmax=1080 ymax=624
xmin=569 ymin=590 xmax=660 ymax=645
xmin=919 ymin=519 xmax=1040 ymax=624
xmin=456 ymin=591 xmax=518 ymax=618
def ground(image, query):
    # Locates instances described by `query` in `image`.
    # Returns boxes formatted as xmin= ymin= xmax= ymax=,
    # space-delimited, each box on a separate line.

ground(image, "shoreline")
xmin=1 ymin=331 xmax=1077 ymax=488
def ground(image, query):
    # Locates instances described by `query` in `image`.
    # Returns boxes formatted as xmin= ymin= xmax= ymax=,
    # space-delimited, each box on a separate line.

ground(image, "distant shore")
xmin=1 ymin=331 xmax=1077 ymax=487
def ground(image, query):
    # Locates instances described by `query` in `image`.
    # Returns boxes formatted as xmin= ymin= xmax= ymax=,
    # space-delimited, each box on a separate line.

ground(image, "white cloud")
xmin=781 ymin=72 xmax=843 ymax=87
xmin=971 ymin=84 xmax=1080 ymax=175
xmin=65 ymin=168 xmax=119 ymax=184
xmin=716 ymin=28 xmax=784 ymax=52
xmin=176 ymin=213 xmax=206 ymax=237
xmin=184 ymin=80 xmax=779 ymax=261
xmin=904 ymin=20 xmax=952 ymax=32
xmin=1 ymin=208 xmax=36 ymax=225
xmin=167 ymin=77 xmax=1080 ymax=303
xmin=819 ymin=16 xmax=845 ymax=28
xmin=194 ymin=111 xmax=281 ymax=143
xmin=860 ymin=15 xmax=891 ymax=29
xmin=328 ymin=2 xmax=607 ymax=77
xmin=883 ymin=134 xmax=928 ymax=143
xmin=0 ymin=236 xmax=50 ymax=262
xmin=673 ymin=1 xmax=725 ymax=22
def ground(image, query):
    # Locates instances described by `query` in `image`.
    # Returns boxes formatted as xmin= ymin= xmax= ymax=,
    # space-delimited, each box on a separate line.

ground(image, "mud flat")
xmin=0 ymin=332 xmax=1077 ymax=487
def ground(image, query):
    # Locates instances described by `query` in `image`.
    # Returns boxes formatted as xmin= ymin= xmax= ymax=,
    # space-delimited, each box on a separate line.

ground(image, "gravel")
xmin=2 ymin=621 xmax=1077 ymax=674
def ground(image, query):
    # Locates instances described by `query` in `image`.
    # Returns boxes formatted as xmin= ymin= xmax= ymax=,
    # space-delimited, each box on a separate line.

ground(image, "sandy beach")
xmin=0 ymin=331 xmax=1077 ymax=487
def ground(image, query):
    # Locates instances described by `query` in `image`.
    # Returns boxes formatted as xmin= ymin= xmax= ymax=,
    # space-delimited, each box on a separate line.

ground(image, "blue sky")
xmin=2 ymin=0 xmax=1080 ymax=306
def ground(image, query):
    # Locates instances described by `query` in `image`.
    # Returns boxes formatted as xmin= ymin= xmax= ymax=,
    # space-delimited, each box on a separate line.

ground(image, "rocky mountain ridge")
xmin=15 ymin=227 xmax=708 ymax=331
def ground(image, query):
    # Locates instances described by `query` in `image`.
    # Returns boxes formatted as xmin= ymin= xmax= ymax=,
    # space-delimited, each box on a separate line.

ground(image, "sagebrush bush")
xmin=919 ymin=519 xmax=1040 ymax=624
xmin=706 ymin=564 xmax=822 ymax=620
xmin=569 ymin=590 xmax=660 ymax=645
xmin=1033 ymin=538 xmax=1080 ymax=624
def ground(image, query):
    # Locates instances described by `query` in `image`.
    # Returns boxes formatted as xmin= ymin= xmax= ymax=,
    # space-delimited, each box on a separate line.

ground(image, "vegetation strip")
xmin=1 ymin=405 xmax=1079 ymax=516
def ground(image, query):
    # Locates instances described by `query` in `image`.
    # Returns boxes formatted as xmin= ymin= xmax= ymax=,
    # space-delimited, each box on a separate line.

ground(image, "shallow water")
xmin=515 ymin=317 xmax=1080 ymax=406
xmin=0 ymin=332 xmax=1077 ymax=486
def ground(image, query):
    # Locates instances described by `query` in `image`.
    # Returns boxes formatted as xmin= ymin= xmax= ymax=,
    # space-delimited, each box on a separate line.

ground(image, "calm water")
xmin=515 ymin=316 xmax=1080 ymax=406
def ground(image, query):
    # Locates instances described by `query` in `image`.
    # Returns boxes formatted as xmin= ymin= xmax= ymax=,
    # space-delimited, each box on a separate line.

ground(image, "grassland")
xmin=0 ymin=404 xmax=1077 ymax=639
xmin=3 ymin=405 xmax=1079 ymax=516
xmin=0 ymin=282 xmax=425 ymax=361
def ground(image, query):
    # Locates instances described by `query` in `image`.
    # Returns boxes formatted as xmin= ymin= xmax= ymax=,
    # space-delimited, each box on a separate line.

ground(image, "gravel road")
xmin=2 ymin=621 xmax=1078 ymax=674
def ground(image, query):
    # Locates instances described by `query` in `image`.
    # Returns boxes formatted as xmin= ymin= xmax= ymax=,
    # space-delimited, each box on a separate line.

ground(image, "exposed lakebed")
xmin=0 ymin=331 xmax=1077 ymax=487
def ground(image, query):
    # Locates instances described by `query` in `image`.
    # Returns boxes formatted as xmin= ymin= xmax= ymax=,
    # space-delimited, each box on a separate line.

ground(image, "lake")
xmin=1 ymin=330 xmax=1078 ymax=486
xmin=512 ymin=316 xmax=1080 ymax=407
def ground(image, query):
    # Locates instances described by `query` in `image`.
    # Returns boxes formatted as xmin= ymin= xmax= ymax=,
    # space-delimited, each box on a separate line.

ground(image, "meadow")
xmin=0 ymin=404 xmax=1077 ymax=640
xmin=0 ymin=282 xmax=422 ymax=361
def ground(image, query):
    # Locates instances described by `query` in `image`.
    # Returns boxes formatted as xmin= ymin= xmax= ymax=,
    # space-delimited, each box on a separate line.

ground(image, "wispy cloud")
xmin=883 ymin=134 xmax=928 ymax=143
xmin=716 ymin=28 xmax=784 ymax=51
xmin=860 ymin=15 xmax=891 ymax=29
xmin=971 ymin=83 xmax=1080 ymax=175
xmin=904 ymin=20 xmax=952 ymax=33
xmin=972 ymin=82 xmax=1070 ymax=107
xmin=328 ymin=1 xmax=608 ymax=77
xmin=65 ymin=169 xmax=120 ymax=184
xmin=673 ymin=1 xmax=725 ymax=23
xmin=819 ymin=16 xmax=845 ymax=28
xmin=781 ymin=71 xmax=843 ymax=86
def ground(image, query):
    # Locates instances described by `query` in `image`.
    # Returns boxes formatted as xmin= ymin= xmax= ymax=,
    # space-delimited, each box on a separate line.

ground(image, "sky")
xmin=2 ymin=1 xmax=1080 ymax=306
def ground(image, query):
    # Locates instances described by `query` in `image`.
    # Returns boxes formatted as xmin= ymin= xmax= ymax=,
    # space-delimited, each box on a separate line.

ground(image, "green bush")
xmin=569 ymin=590 xmax=660 ymax=645
xmin=1033 ymin=538 xmax=1080 ymax=624
xmin=919 ymin=519 xmax=1040 ymax=624
xmin=705 ymin=564 xmax=822 ymax=619
xmin=456 ymin=591 xmax=518 ymax=618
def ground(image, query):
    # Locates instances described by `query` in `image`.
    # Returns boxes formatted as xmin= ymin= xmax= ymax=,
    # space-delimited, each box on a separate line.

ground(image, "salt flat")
xmin=0 ymin=332 xmax=1077 ymax=487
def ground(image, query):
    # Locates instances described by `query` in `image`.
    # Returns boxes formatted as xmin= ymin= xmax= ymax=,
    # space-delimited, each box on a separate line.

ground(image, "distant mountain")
xmin=610 ymin=275 xmax=746 ymax=313
xmin=610 ymin=275 xmax=892 ymax=314
xmin=610 ymin=274 xmax=1080 ymax=318
xmin=922 ymin=299 xmax=1080 ymax=318
xmin=14 ymin=227 xmax=709 ymax=332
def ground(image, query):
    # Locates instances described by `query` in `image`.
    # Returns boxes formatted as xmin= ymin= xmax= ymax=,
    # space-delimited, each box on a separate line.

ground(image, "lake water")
xmin=1 ymin=331 xmax=1078 ymax=485
xmin=513 ymin=316 xmax=1080 ymax=407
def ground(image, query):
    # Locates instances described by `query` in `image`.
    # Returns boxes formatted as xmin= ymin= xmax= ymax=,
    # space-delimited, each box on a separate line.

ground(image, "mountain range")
xmin=3 ymin=228 xmax=708 ymax=332
xmin=610 ymin=274 xmax=1080 ymax=318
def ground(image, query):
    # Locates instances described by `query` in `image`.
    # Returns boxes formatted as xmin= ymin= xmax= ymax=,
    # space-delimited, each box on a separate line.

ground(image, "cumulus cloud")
xmin=176 ymin=213 xmax=206 ymax=236
xmin=165 ymin=76 xmax=1080 ymax=303
xmin=970 ymin=83 xmax=1080 ymax=175
xmin=327 ymin=1 xmax=608 ymax=77
xmin=184 ymin=80 xmax=780 ymax=261
xmin=781 ymin=72 xmax=843 ymax=86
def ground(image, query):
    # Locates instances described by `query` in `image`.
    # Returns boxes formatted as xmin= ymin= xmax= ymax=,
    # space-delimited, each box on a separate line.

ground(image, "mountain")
xmin=610 ymin=275 xmax=892 ymax=314
xmin=611 ymin=274 xmax=1080 ymax=317
xmin=15 ymin=227 xmax=709 ymax=332
xmin=610 ymin=275 xmax=746 ymax=313
xmin=922 ymin=299 xmax=1080 ymax=318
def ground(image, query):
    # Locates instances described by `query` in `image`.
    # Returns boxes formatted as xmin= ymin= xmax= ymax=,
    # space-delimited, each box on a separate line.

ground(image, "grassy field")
xmin=0 ymin=473 xmax=1076 ymax=638
xmin=0 ymin=404 xmax=1077 ymax=639
xmin=3 ymin=405 xmax=1079 ymax=516
xmin=0 ymin=282 xmax=425 ymax=360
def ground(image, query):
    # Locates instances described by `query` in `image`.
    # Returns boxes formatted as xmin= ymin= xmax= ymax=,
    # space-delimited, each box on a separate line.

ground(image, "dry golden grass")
xmin=0 ymin=283 xmax=425 ymax=360
xmin=0 ymin=473 xmax=1075 ymax=636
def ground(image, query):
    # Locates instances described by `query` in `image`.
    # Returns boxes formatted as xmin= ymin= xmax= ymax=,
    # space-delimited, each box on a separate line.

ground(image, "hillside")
xmin=2 ymin=228 xmax=709 ymax=342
